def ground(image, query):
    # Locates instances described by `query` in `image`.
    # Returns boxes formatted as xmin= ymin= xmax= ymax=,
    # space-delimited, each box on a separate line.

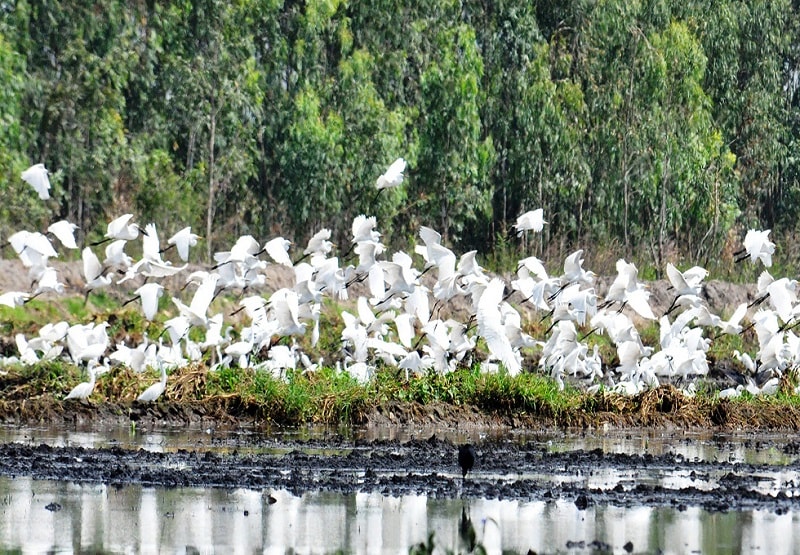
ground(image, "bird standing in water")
xmin=458 ymin=444 xmax=476 ymax=478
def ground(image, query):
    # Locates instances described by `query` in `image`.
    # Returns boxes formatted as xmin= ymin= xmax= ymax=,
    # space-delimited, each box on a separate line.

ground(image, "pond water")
xmin=0 ymin=478 xmax=797 ymax=554
xmin=1 ymin=426 xmax=798 ymax=554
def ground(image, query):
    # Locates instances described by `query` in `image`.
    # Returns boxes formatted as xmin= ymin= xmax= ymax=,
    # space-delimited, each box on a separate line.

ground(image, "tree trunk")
xmin=206 ymin=99 xmax=217 ymax=262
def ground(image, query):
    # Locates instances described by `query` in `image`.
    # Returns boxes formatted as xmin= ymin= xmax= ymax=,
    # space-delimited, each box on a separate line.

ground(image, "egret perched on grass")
xmin=64 ymin=360 xmax=105 ymax=401
xmin=136 ymin=365 xmax=168 ymax=402
xmin=21 ymin=163 xmax=51 ymax=200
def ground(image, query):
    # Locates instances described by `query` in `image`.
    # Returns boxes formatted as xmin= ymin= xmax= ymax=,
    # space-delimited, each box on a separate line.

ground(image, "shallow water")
xmin=0 ymin=425 xmax=794 ymax=465
xmin=0 ymin=477 xmax=797 ymax=554
xmin=2 ymin=425 xmax=799 ymax=553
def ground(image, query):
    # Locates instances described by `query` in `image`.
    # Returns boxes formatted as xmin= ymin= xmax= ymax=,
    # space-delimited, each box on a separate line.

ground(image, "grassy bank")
xmin=2 ymin=360 xmax=800 ymax=431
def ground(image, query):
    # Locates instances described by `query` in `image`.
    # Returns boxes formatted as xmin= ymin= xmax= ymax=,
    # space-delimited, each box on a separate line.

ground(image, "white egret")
xmin=376 ymin=157 xmax=407 ymax=190
xmin=47 ymin=220 xmax=79 ymax=250
xmin=32 ymin=266 xmax=64 ymax=296
xmin=81 ymin=247 xmax=113 ymax=295
xmin=21 ymin=163 xmax=51 ymax=200
xmin=133 ymin=282 xmax=165 ymax=321
xmin=103 ymin=239 xmax=133 ymax=270
xmin=136 ymin=365 xmax=168 ymax=402
xmin=735 ymin=229 xmax=775 ymax=267
xmin=9 ymin=230 xmax=58 ymax=262
xmin=303 ymin=228 xmax=333 ymax=257
xmin=142 ymin=223 xmax=163 ymax=262
xmin=64 ymin=361 xmax=106 ymax=401
xmin=165 ymin=227 xmax=200 ymax=261
xmin=263 ymin=237 xmax=293 ymax=267
xmin=351 ymin=215 xmax=381 ymax=244
xmin=172 ymin=272 xmax=220 ymax=327
xmin=604 ymin=259 xmax=656 ymax=320
xmin=0 ymin=291 xmax=30 ymax=308
xmin=270 ymin=288 xmax=307 ymax=337
xmin=513 ymin=208 xmax=546 ymax=235
xmin=477 ymin=278 xmax=521 ymax=375
xmin=100 ymin=214 xmax=141 ymax=243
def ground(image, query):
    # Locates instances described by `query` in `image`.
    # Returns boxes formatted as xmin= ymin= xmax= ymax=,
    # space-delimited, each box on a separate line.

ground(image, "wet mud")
xmin=1 ymin=435 xmax=798 ymax=513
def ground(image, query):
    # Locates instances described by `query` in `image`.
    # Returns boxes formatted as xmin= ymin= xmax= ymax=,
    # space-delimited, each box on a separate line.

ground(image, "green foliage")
xmin=0 ymin=0 xmax=798 ymax=265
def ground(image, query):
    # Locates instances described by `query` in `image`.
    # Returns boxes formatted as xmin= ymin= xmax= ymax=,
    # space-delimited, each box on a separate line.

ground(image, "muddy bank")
xmin=0 ymin=437 xmax=798 ymax=512
xmin=2 ymin=384 xmax=800 ymax=433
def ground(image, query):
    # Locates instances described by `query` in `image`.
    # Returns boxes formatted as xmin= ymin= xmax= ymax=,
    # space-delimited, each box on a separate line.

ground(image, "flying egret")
xmin=376 ymin=157 xmax=407 ymax=190
xmin=164 ymin=226 xmax=200 ymax=261
xmin=665 ymin=263 xmax=707 ymax=315
xmin=136 ymin=365 xmax=168 ymax=402
xmin=303 ymin=228 xmax=333 ymax=257
xmin=0 ymin=291 xmax=30 ymax=308
xmin=47 ymin=220 xmax=79 ymax=250
xmin=513 ymin=208 xmax=546 ymax=235
xmin=21 ymin=163 xmax=51 ymax=200
xmin=735 ymin=229 xmax=775 ymax=267
xmin=133 ymin=282 xmax=165 ymax=321
xmin=92 ymin=214 xmax=142 ymax=246
xmin=172 ymin=272 xmax=220 ymax=327
xmin=81 ymin=247 xmax=113 ymax=298
xmin=371 ymin=157 xmax=407 ymax=205
xmin=263 ymin=237 xmax=293 ymax=267
xmin=477 ymin=278 xmax=521 ymax=375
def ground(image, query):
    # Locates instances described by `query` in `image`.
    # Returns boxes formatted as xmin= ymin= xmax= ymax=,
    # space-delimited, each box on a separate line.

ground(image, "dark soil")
xmin=0 ymin=435 xmax=797 ymax=512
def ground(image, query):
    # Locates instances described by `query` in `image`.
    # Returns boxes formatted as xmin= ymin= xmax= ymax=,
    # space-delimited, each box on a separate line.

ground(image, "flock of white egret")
xmin=3 ymin=160 xmax=798 ymax=402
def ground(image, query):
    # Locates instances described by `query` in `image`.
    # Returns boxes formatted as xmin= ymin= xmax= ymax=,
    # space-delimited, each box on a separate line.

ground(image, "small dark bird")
xmin=458 ymin=444 xmax=476 ymax=478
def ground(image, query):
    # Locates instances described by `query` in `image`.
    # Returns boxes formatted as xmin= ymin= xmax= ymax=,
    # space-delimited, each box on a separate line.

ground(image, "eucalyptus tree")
xmin=158 ymin=0 xmax=264 ymax=260
xmin=13 ymin=0 xmax=136 ymax=237
xmin=415 ymin=24 xmax=495 ymax=246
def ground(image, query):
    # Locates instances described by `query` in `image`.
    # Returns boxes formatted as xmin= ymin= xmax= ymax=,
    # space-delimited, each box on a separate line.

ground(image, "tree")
xmin=416 ymin=24 xmax=495 ymax=246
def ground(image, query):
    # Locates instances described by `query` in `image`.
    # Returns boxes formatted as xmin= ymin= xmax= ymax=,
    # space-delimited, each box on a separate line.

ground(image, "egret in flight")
xmin=514 ymin=209 xmax=546 ymax=236
xmin=21 ymin=163 xmax=51 ymax=200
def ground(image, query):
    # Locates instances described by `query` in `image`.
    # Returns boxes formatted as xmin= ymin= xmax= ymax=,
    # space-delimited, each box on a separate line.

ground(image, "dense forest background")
xmin=1 ymin=0 xmax=798 ymax=275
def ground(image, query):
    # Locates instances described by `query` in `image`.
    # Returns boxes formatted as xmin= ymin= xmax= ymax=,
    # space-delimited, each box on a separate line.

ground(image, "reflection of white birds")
xmin=21 ymin=163 xmax=51 ymax=200
xmin=514 ymin=208 xmax=546 ymax=235
xmin=376 ymin=157 xmax=407 ymax=189
xmin=136 ymin=365 xmax=168 ymax=402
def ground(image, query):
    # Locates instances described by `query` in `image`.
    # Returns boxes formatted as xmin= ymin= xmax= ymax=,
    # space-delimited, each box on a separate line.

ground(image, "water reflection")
xmin=0 ymin=425 xmax=796 ymax=465
xmin=0 ymin=477 xmax=796 ymax=554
